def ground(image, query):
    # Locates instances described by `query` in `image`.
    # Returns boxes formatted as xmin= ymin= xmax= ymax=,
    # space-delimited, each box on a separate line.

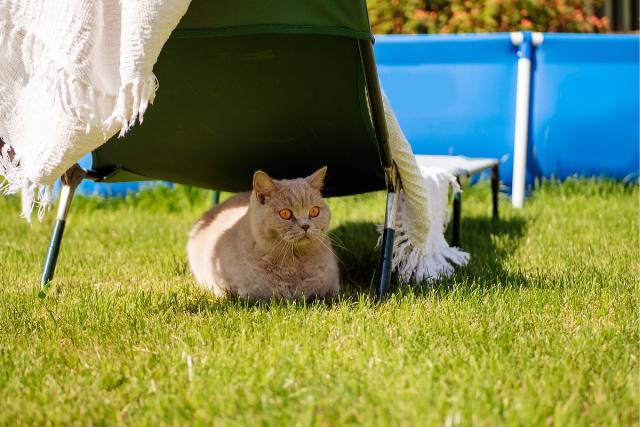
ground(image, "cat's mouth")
xmin=290 ymin=234 xmax=311 ymax=243
xmin=285 ymin=231 xmax=317 ymax=245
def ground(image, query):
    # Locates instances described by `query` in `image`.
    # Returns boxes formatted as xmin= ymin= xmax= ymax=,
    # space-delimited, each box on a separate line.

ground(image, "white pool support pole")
xmin=510 ymin=32 xmax=543 ymax=208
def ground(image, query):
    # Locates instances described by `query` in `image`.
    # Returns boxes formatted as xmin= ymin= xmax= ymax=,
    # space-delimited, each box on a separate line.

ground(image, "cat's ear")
xmin=253 ymin=170 xmax=276 ymax=204
xmin=305 ymin=166 xmax=327 ymax=190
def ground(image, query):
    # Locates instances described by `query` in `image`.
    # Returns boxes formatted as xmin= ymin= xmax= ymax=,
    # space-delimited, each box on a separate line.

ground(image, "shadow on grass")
xmin=330 ymin=214 xmax=529 ymax=299
xmin=329 ymin=222 xmax=380 ymax=295
xmin=436 ymin=215 xmax=529 ymax=291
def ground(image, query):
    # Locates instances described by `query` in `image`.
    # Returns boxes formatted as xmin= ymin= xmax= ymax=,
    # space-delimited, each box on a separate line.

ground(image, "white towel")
xmin=0 ymin=0 xmax=191 ymax=220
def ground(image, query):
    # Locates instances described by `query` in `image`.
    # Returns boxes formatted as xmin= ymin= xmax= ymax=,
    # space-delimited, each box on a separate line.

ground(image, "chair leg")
xmin=377 ymin=164 xmax=401 ymax=298
xmin=41 ymin=218 xmax=66 ymax=287
xmin=491 ymin=164 xmax=499 ymax=220
xmin=377 ymin=190 xmax=399 ymax=298
xmin=211 ymin=190 xmax=220 ymax=207
xmin=40 ymin=165 xmax=85 ymax=288
xmin=452 ymin=189 xmax=462 ymax=247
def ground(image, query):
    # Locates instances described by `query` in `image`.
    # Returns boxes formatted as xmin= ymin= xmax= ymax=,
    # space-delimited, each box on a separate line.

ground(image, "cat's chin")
xmin=288 ymin=234 xmax=317 ymax=247
xmin=292 ymin=235 xmax=311 ymax=244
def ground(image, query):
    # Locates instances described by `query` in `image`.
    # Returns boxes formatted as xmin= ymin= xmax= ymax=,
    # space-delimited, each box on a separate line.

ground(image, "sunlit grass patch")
xmin=0 ymin=180 xmax=637 ymax=425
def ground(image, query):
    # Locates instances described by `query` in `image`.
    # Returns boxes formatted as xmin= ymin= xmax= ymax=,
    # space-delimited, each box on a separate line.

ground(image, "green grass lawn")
xmin=0 ymin=180 xmax=637 ymax=426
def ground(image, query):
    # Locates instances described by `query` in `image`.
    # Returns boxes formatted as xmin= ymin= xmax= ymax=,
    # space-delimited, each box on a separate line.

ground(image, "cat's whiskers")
xmin=274 ymin=238 xmax=291 ymax=267
xmin=265 ymin=235 xmax=286 ymax=257
xmin=268 ymin=235 xmax=285 ymax=249
xmin=307 ymin=228 xmax=341 ymax=249
xmin=279 ymin=241 xmax=295 ymax=268
xmin=265 ymin=235 xmax=293 ymax=268
xmin=288 ymin=241 xmax=296 ymax=264
xmin=325 ymin=233 xmax=349 ymax=252
xmin=311 ymin=235 xmax=343 ymax=265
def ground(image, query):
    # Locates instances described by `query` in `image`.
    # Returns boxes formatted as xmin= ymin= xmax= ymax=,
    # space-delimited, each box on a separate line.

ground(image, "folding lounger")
xmin=41 ymin=0 xmax=401 ymax=296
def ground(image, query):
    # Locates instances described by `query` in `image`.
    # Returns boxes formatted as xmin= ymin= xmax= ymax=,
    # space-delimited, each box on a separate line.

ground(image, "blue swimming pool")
xmin=76 ymin=32 xmax=639 ymax=197
xmin=375 ymin=32 xmax=639 ymax=190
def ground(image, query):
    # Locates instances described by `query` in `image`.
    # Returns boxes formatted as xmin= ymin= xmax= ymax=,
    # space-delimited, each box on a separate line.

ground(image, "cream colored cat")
xmin=187 ymin=167 xmax=340 ymax=300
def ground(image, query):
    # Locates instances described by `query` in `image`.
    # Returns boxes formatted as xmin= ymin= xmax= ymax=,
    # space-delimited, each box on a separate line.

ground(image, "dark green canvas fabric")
xmin=175 ymin=0 xmax=373 ymax=41
xmin=92 ymin=1 xmax=385 ymax=196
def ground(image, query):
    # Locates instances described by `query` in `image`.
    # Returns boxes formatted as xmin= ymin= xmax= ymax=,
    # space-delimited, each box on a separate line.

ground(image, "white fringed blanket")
xmin=0 ymin=0 xmax=190 ymax=219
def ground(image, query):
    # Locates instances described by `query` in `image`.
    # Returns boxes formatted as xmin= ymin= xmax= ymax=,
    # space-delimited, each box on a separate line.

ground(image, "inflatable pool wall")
xmin=375 ymin=32 xmax=639 ymax=190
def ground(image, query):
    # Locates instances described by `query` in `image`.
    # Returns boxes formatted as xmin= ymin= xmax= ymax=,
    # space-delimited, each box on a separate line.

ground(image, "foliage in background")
xmin=366 ymin=0 xmax=609 ymax=34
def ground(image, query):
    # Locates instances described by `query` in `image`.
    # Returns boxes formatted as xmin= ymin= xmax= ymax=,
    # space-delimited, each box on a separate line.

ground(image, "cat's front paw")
xmin=321 ymin=281 xmax=340 ymax=300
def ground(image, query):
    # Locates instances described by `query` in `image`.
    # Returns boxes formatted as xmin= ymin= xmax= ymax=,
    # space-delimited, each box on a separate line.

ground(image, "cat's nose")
xmin=301 ymin=224 xmax=310 ymax=232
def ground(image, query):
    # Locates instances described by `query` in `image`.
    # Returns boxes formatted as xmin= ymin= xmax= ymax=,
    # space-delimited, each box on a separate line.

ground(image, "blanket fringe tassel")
xmin=381 ymin=169 xmax=470 ymax=283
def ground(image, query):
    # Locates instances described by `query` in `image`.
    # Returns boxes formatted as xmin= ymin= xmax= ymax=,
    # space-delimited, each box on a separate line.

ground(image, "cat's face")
xmin=249 ymin=167 xmax=331 ymax=249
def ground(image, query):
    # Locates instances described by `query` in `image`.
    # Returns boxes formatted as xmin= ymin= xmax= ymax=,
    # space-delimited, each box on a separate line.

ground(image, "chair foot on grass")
xmin=452 ymin=185 xmax=462 ymax=248
xmin=211 ymin=190 xmax=220 ymax=207
xmin=377 ymin=165 xmax=401 ymax=298
xmin=40 ymin=165 xmax=86 ymax=288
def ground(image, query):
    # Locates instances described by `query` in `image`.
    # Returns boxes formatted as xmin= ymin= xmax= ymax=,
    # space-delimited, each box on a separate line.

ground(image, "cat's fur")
xmin=187 ymin=167 xmax=340 ymax=300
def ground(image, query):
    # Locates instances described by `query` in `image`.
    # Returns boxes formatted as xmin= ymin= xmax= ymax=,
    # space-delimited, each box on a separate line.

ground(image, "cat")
xmin=187 ymin=167 xmax=340 ymax=301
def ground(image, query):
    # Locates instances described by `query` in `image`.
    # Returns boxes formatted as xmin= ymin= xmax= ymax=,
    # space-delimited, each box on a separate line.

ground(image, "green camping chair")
xmin=41 ymin=0 xmax=401 ymax=297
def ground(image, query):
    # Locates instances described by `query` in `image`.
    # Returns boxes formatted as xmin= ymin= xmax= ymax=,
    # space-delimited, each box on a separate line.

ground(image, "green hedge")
xmin=366 ymin=0 xmax=609 ymax=34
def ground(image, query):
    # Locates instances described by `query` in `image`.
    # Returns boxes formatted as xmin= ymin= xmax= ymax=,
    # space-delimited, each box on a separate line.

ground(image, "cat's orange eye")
xmin=279 ymin=209 xmax=293 ymax=220
xmin=309 ymin=206 xmax=320 ymax=218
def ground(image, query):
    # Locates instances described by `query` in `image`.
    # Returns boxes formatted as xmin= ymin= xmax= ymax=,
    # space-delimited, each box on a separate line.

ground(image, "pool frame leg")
xmin=40 ymin=165 xmax=86 ymax=287
xmin=377 ymin=165 xmax=401 ymax=298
